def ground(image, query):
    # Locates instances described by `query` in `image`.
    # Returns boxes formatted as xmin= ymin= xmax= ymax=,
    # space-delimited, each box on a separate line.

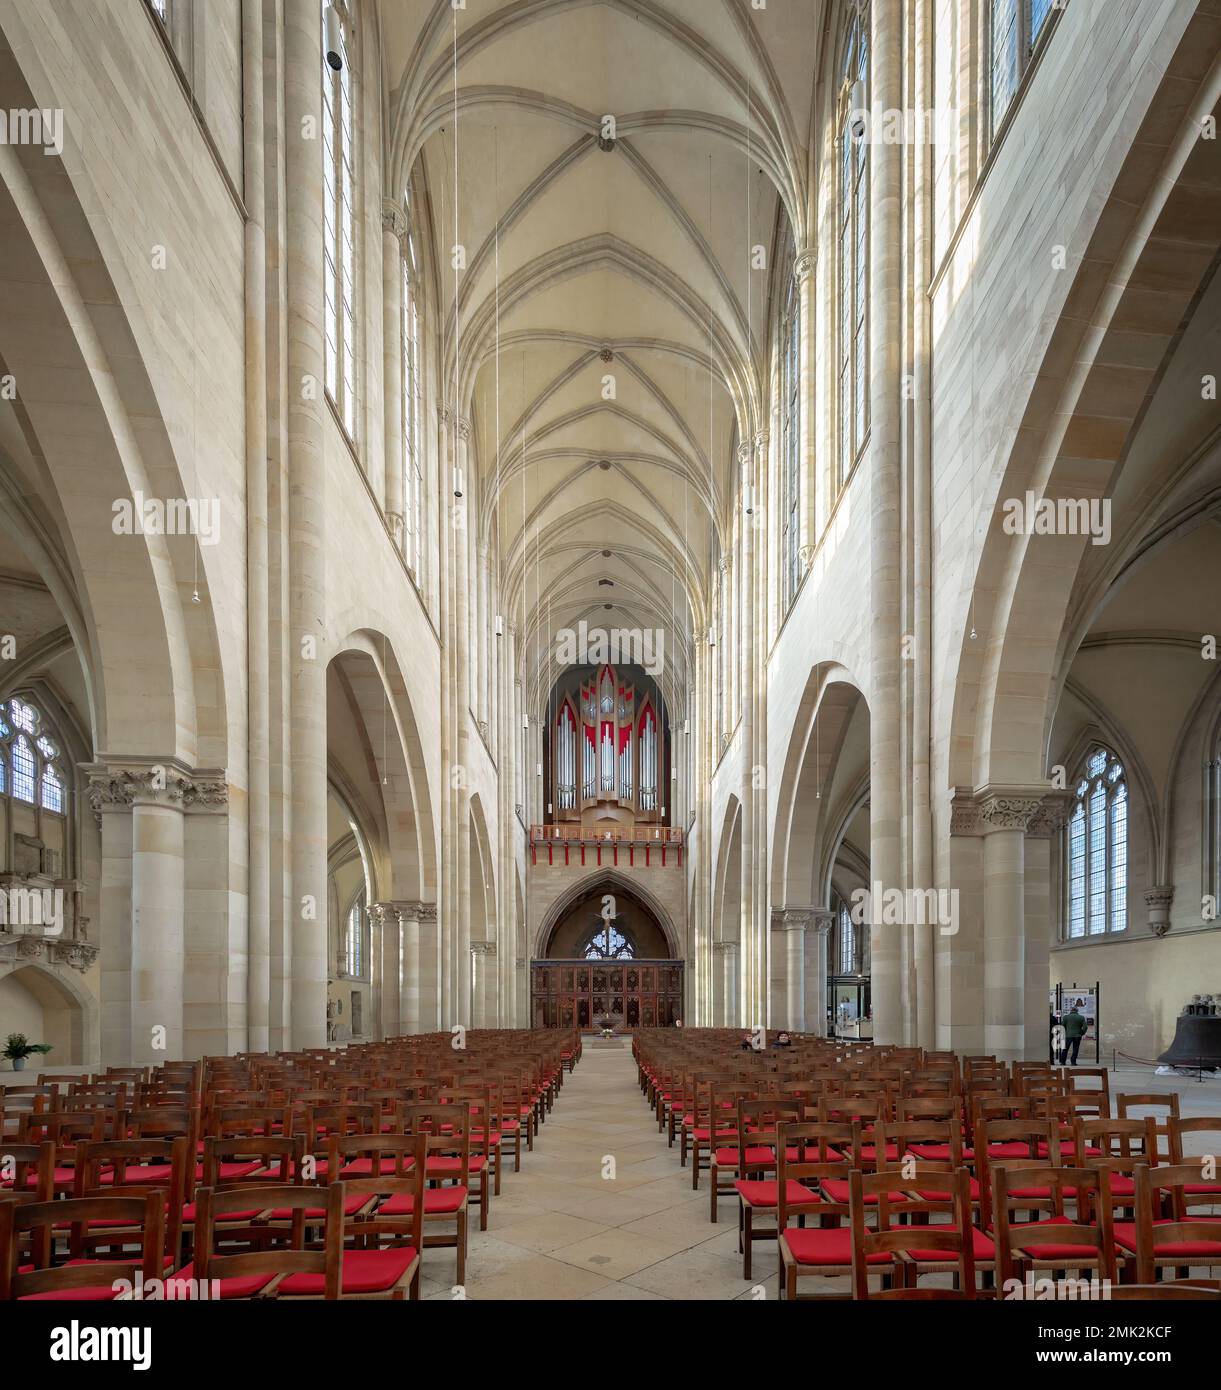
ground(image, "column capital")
xmin=381 ymin=198 xmax=409 ymax=244
xmin=950 ymin=784 xmax=1059 ymax=837
xmin=713 ymin=940 xmax=739 ymax=954
xmin=770 ymin=907 xmax=813 ymax=932
xmin=810 ymin=908 xmax=835 ymax=935
xmin=471 ymin=941 xmax=497 ymax=956
xmin=752 ymin=429 xmax=770 ymax=454
xmin=83 ymin=761 xmax=228 ymax=823
xmin=516 ymin=956 xmax=526 ymax=970
xmin=793 ymin=245 xmax=817 ymax=283
xmin=736 ymin=441 xmax=753 ymax=469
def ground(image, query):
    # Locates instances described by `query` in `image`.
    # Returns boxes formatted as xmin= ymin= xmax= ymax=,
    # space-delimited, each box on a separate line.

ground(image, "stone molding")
xmin=84 ymin=762 xmax=229 ymax=824
xmin=949 ymin=785 xmax=1062 ymax=838
xmin=0 ymin=932 xmax=99 ymax=973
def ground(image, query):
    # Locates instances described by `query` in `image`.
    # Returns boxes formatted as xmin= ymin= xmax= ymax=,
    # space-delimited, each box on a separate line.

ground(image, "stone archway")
xmin=531 ymin=875 xmax=683 ymax=1030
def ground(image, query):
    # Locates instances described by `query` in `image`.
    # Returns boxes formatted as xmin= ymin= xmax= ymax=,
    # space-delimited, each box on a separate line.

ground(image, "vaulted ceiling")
xmin=381 ymin=0 xmax=826 ymax=716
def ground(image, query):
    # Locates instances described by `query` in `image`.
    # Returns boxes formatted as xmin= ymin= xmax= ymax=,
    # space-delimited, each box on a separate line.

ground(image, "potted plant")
xmin=4 ymin=1033 xmax=53 ymax=1072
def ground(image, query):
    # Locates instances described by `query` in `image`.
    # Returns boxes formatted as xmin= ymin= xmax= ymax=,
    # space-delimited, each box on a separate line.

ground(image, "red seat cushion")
xmin=171 ymin=1260 xmax=274 ymax=1299
xmin=426 ymin=1156 xmax=485 ymax=1175
xmin=14 ymin=1167 xmax=77 ymax=1190
xmin=338 ymin=1157 xmax=415 ymax=1178
xmin=782 ymin=1227 xmax=890 ymax=1266
xmin=908 ymin=1143 xmax=975 ymax=1162
xmin=734 ymin=1179 xmax=821 ymax=1208
xmin=277 ymin=1248 xmax=417 ymax=1296
xmin=1006 ymin=1215 xmax=1105 ymax=1261
xmin=1037 ymin=1143 xmax=1102 ymax=1159
xmin=916 ymin=1177 xmax=983 ymax=1201
xmin=691 ymin=1128 xmax=738 ymax=1142
xmin=1183 ymin=1183 xmax=1221 ymax=1196
xmin=265 ymin=1194 xmax=370 ymax=1220
xmin=858 ymin=1143 xmax=902 ymax=1163
xmin=819 ymin=1179 xmax=908 ymax=1205
xmin=1113 ymin=1218 xmax=1221 ymax=1257
xmin=180 ymin=1202 xmax=264 ymax=1223
xmin=193 ymin=1161 xmax=263 ymax=1183
xmin=905 ymin=1226 xmax=996 ymax=1262
xmin=378 ymin=1186 xmax=467 ymax=1215
xmin=99 ymin=1163 xmax=175 ymax=1184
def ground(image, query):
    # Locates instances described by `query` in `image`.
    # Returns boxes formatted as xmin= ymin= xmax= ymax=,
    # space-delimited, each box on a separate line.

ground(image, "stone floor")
xmin=417 ymin=1052 xmax=1221 ymax=1301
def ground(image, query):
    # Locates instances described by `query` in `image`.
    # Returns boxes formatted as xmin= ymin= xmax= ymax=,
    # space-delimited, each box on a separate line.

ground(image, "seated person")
xmin=771 ymin=1031 xmax=793 ymax=1048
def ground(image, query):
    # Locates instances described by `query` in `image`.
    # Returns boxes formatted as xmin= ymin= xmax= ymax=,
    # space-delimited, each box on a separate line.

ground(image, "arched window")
xmin=0 ymin=696 xmax=66 ymax=815
xmin=402 ymin=198 xmax=425 ymax=583
xmin=837 ymin=6 xmax=869 ymax=487
xmin=344 ymin=893 xmax=365 ymax=978
xmin=779 ymin=239 xmax=801 ymax=610
xmin=1065 ymin=746 xmax=1128 ymax=938
xmin=149 ymin=0 xmax=168 ymax=21
xmin=837 ymin=897 xmax=857 ymax=975
xmin=322 ymin=0 xmax=357 ymax=437
xmin=989 ymin=0 xmax=1056 ymax=142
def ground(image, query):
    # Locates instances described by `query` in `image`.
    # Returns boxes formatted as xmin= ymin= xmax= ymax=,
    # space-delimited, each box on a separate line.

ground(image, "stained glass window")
xmin=1065 ymin=747 xmax=1127 ymax=938
xmin=990 ymin=0 xmax=1057 ymax=144
xmin=345 ymin=896 xmax=364 ymax=978
xmin=583 ymin=922 xmax=635 ymax=959
xmin=1 ymin=697 xmax=67 ymax=817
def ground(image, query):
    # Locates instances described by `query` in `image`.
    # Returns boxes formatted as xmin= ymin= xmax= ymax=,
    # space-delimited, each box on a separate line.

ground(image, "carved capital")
xmin=84 ymin=763 xmax=228 ymax=823
xmin=810 ymin=909 xmax=836 ymax=935
xmin=794 ymin=246 xmax=817 ymax=284
xmin=415 ymin=903 xmax=439 ymax=923
xmin=951 ymin=784 xmax=1057 ymax=837
xmin=713 ymin=940 xmax=739 ymax=954
xmin=381 ymin=198 xmax=408 ymax=243
xmin=516 ymin=956 xmax=526 ymax=970
xmin=980 ymin=794 xmax=1042 ymax=833
xmin=455 ymin=416 xmax=472 ymax=443
xmin=1145 ymin=885 xmax=1174 ymax=937
xmin=471 ymin=941 xmax=497 ymax=956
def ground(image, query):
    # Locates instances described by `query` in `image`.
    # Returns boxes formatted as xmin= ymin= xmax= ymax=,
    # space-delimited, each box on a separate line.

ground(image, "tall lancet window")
xmin=837 ymin=6 xmax=869 ymax=488
xmin=989 ymin=0 xmax=1056 ymax=143
xmin=779 ymin=236 xmax=801 ymax=610
xmin=1065 ymin=747 xmax=1128 ymax=938
xmin=555 ymin=700 xmax=577 ymax=812
xmin=322 ymin=0 xmax=357 ymax=437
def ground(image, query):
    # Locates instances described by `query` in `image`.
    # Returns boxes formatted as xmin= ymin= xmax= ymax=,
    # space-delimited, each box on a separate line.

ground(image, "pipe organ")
xmin=548 ymin=664 xmax=667 ymax=826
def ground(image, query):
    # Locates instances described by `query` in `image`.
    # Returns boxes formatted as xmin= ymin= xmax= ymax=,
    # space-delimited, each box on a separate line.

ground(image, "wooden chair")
xmin=1168 ymin=1117 xmax=1221 ymax=1209
xmin=728 ymin=1099 xmax=817 ymax=1277
xmin=1114 ymin=1162 xmax=1221 ymax=1285
xmin=991 ymin=1165 xmax=1118 ymax=1287
xmin=1117 ymin=1092 xmax=1179 ymax=1163
xmin=1106 ymin=1282 xmax=1220 ymax=1299
xmin=0 ymin=1190 xmax=165 ymax=1301
xmin=775 ymin=1120 xmax=863 ymax=1300
xmin=849 ymin=1165 xmax=977 ymax=1300
xmin=1075 ymin=1116 xmax=1157 ymax=1210
xmin=72 ymin=1135 xmax=190 ymax=1269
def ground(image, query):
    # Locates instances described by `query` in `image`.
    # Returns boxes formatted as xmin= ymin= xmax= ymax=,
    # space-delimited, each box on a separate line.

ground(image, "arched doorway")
xmin=532 ymin=879 xmax=683 ymax=1031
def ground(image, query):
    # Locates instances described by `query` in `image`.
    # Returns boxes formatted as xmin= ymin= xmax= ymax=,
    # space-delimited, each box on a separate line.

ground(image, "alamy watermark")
xmin=0 ymin=108 xmax=63 ymax=156
xmin=555 ymin=620 xmax=664 ymax=676
xmin=0 ymin=886 xmax=64 ymax=936
xmin=1001 ymin=492 xmax=1111 ymax=546
xmin=112 ymin=492 xmax=220 ymax=546
xmin=850 ymin=883 xmax=958 ymax=937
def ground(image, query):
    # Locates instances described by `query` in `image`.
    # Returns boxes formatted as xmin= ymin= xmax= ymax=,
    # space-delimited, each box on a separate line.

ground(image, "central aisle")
xmin=424 ymin=1044 xmax=761 ymax=1300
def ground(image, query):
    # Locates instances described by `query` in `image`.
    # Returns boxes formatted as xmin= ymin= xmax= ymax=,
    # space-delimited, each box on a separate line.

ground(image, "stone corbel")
xmin=1145 ymin=885 xmax=1174 ymax=938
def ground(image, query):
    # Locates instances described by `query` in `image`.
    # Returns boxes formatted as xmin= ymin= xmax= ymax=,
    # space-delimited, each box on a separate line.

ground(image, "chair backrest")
xmin=991 ymin=1165 xmax=1116 ymax=1286
xmin=0 ymin=1190 xmax=165 ymax=1299
xmin=200 ymin=1134 xmax=302 ymax=1188
xmin=74 ymin=1136 xmax=190 ymax=1266
xmin=849 ymin=1166 xmax=975 ymax=1300
xmin=193 ymin=1183 xmax=343 ymax=1297
xmin=1132 ymin=1162 xmax=1221 ymax=1284
xmin=775 ymin=1120 xmax=860 ymax=1227
xmin=1168 ymin=1115 xmax=1221 ymax=1164
xmin=1117 ymin=1092 xmax=1179 ymax=1161
xmin=0 ymin=1139 xmax=55 ymax=1201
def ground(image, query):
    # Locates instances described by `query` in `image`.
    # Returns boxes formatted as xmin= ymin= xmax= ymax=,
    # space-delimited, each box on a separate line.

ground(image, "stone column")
xmin=517 ymin=957 xmax=529 ymax=1028
xmin=782 ymin=911 xmax=808 ymax=1031
xmin=398 ymin=903 xmax=421 ymax=1034
xmin=809 ymin=910 xmax=834 ymax=1037
xmin=980 ymin=793 xmax=1041 ymax=1063
xmin=130 ymin=778 xmax=186 ymax=1064
xmin=371 ymin=903 xmax=401 ymax=1038
xmin=86 ymin=772 xmax=134 ymax=1065
xmin=454 ymin=416 xmax=473 ymax=1027
xmin=794 ymin=246 xmax=817 ymax=553
xmin=867 ymin=0 xmax=904 ymax=1045
xmin=285 ymin=0 xmax=328 ymax=1048
xmin=471 ymin=941 xmax=496 ymax=1028
xmin=381 ymin=199 xmax=406 ymax=549
xmin=242 ymin=0 xmax=271 ymax=1056
xmin=715 ymin=941 xmax=739 ymax=1026
xmin=416 ymin=902 xmax=439 ymax=1031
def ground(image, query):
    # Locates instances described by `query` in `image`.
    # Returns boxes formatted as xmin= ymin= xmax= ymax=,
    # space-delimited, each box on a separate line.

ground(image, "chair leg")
xmin=480 ymin=1170 xmax=489 ymax=1231
xmin=710 ymin=1165 xmax=719 ymax=1221
xmin=743 ymin=1207 xmax=753 ymax=1280
xmin=456 ymin=1210 xmax=467 ymax=1287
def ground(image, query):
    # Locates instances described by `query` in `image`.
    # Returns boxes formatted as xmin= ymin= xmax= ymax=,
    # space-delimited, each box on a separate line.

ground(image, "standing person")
xmin=1061 ymin=1002 xmax=1087 ymax=1065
